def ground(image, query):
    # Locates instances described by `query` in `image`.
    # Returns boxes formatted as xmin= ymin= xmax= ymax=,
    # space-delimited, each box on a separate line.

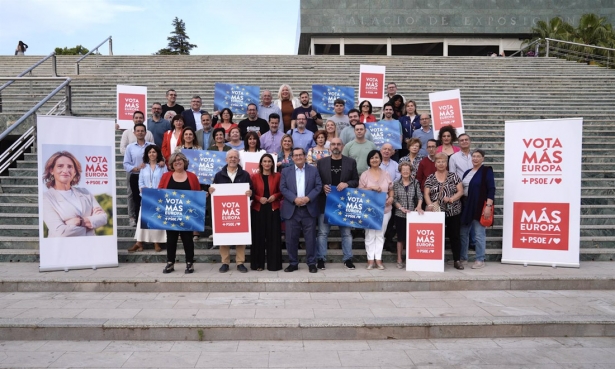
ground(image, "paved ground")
xmin=0 ymin=337 xmax=614 ymax=368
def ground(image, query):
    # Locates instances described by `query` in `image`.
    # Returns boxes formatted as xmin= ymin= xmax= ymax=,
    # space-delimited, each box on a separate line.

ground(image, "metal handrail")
xmin=0 ymin=52 xmax=57 ymax=93
xmin=545 ymin=38 xmax=615 ymax=68
xmin=510 ymin=39 xmax=543 ymax=57
xmin=0 ymin=126 xmax=35 ymax=174
xmin=75 ymin=36 xmax=112 ymax=75
xmin=0 ymin=78 xmax=71 ymax=142
xmin=545 ymin=38 xmax=615 ymax=53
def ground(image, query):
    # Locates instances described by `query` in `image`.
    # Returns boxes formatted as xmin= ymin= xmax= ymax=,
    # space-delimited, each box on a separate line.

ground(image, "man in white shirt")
xmin=449 ymin=134 xmax=472 ymax=179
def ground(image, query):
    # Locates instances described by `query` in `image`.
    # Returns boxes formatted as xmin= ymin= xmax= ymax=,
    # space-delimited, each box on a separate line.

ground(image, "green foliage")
xmin=155 ymin=17 xmax=197 ymax=55
xmin=525 ymin=14 xmax=615 ymax=67
xmin=95 ymin=193 xmax=114 ymax=236
xmin=54 ymin=45 xmax=91 ymax=55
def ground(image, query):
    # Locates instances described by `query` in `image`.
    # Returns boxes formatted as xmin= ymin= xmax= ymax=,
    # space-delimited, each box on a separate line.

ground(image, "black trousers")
xmin=129 ymin=173 xmax=141 ymax=220
xmin=445 ymin=213 xmax=461 ymax=261
xmin=166 ymin=230 xmax=195 ymax=263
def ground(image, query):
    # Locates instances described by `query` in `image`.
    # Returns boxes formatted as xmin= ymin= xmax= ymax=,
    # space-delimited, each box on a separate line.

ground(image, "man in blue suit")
xmin=181 ymin=95 xmax=209 ymax=132
xmin=280 ymin=147 xmax=323 ymax=273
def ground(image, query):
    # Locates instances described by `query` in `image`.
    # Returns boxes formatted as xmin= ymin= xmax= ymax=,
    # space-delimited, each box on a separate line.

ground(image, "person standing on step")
xmin=378 ymin=103 xmax=404 ymax=160
xmin=128 ymin=144 xmax=167 ymax=253
xmin=316 ymin=138 xmax=359 ymax=270
xmin=209 ymin=150 xmax=253 ymax=273
xmin=340 ymin=109 xmax=374 ymax=145
xmin=123 ymin=123 xmax=155 ymax=227
xmin=260 ymin=113 xmax=283 ymax=154
xmin=328 ymin=99 xmax=350 ymax=133
xmin=161 ymin=89 xmax=184 ymax=117
xmin=158 ymin=152 xmax=201 ymax=274
xmin=238 ymin=103 xmax=269 ymax=139
xmin=181 ymin=95 xmax=209 ymax=132
xmin=416 ymin=139 xmax=438 ymax=191
xmin=380 ymin=143 xmax=401 ymax=253
xmin=342 ymin=122 xmax=377 ymax=176
xmin=382 ymin=82 xmax=405 ymax=107
xmin=280 ymin=147 xmax=322 ymax=273
xmin=392 ymin=161 xmax=424 ymax=269
xmin=291 ymin=91 xmax=323 ymax=132
xmin=15 ymin=41 xmax=28 ymax=56
xmin=275 ymin=84 xmax=300 ymax=133
xmin=257 ymin=90 xmax=283 ymax=126
xmin=147 ymin=102 xmax=171 ymax=148
xmin=120 ymin=112 xmax=155 ymax=227
xmin=195 ymin=113 xmax=215 ymax=150
xmin=287 ymin=113 xmax=315 ymax=153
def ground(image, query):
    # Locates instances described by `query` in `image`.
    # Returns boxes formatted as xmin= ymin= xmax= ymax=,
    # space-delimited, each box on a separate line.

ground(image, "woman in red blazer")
xmin=250 ymin=154 xmax=283 ymax=271
xmin=161 ymin=115 xmax=185 ymax=162
xmin=158 ymin=152 xmax=201 ymax=274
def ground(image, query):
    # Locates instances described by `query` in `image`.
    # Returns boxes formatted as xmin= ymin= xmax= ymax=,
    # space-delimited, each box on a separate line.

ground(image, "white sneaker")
xmin=472 ymin=261 xmax=485 ymax=269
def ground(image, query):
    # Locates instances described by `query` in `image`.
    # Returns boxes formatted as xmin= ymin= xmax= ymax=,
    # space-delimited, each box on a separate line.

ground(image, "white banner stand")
xmin=406 ymin=212 xmax=445 ymax=272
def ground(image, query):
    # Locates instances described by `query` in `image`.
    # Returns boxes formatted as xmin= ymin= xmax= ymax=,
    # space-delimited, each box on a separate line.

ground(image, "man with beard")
xmin=291 ymin=91 xmax=322 ymax=132
xmin=340 ymin=109 xmax=374 ymax=145
xmin=238 ymin=103 xmax=269 ymax=139
xmin=146 ymin=102 xmax=171 ymax=148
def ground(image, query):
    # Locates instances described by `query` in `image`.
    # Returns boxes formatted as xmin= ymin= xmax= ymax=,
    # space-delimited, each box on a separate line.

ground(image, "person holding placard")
xmin=158 ymin=152 xmax=201 ymax=274
xmin=209 ymin=150 xmax=253 ymax=273
xmin=207 ymin=128 xmax=231 ymax=152
xmin=460 ymin=149 xmax=495 ymax=269
xmin=392 ymin=161 xmax=424 ymax=268
xmin=424 ymin=152 xmax=464 ymax=270
xmin=359 ymin=150 xmax=394 ymax=270
xmin=250 ymin=154 xmax=283 ymax=271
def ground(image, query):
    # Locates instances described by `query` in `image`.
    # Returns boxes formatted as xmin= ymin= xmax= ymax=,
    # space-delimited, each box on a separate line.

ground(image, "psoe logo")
xmin=408 ymin=222 xmax=443 ymax=260
xmin=512 ymin=202 xmax=569 ymax=251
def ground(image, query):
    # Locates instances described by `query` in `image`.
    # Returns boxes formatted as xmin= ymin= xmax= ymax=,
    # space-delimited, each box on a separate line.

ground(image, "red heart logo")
xmin=554 ymin=178 xmax=562 ymax=184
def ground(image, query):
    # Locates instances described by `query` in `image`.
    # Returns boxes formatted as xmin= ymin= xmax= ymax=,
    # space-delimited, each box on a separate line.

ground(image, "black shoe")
xmin=185 ymin=262 xmax=194 ymax=274
xmin=454 ymin=261 xmax=465 ymax=270
xmin=284 ymin=265 xmax=298 ymax=272
xmin=309 ymin=265 xmax=318 ymax=273
xmin=219 ymin=264 xmax=230 ymax=273
xmin=163 ymin=262 xmax=174 ymax=274
xmin=344 ymin=259 xmax=356 ymax=270
xmin=237 ymin=264 xmax=248 ymax=273
xmin=317 ymin=259 xmax=326 ymax=270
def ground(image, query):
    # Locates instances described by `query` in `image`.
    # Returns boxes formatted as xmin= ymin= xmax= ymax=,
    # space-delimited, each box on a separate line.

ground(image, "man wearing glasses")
xmin=280 ymin=147 xmax=323 ymax=273
xmin=146 ymin=102 xmax=171 ymax=148
xmin=412 ymin=114 xmax=434 ymax=157
xmin=161 ymin=89 xmax=185 ymax=116
xmin=238 ymin=103 xmax=269 ymax=139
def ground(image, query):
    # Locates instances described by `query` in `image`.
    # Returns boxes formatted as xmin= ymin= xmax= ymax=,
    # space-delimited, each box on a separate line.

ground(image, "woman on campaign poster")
xmin=42 ymin=151 xmax=109 ymax=237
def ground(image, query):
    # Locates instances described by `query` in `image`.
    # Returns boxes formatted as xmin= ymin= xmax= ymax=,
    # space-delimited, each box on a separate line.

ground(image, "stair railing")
xmin=0 ymin=52 xmax=57 ymax=94
xmin=75 ymin=36 xmax=112 ymax=75
xmin=509 ymin=39 xmax=542 ymax=57
xmin=545 ymin=38 xmax=615 ymax=68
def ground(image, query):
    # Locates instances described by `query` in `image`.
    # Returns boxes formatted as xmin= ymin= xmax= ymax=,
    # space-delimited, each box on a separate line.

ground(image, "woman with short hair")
xmin=392 ymin=161 xmax=423 ymax=268
xmin=306 ymin=130 xmax=330 ymax=166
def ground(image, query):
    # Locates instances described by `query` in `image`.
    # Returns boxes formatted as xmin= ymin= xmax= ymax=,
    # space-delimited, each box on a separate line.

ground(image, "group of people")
xmin=119 ymin=83 xmax=496 ymax=274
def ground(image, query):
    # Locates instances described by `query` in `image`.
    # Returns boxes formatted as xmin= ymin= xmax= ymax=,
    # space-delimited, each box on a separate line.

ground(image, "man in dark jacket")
xmin=209 ymin=150 xmax=253 ymax=273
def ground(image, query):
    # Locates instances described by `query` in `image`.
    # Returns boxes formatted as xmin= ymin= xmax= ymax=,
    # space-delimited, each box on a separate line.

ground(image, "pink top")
xmin=436 ymin=145 xmax=460 ymax=154
xmin=359 ymin=168 xmax=393 ymax=214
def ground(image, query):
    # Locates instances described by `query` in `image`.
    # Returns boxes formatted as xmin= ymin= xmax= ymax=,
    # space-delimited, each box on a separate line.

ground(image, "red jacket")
xmin=250 ymin=172 xmax=282 ymax=211
xmin=161 ymin=130 xmax=182 ymax=161
xmin=158 ymin=171 xmax=201 ymax=191
xmin=416 ymin=156 xmax=436 ymax=190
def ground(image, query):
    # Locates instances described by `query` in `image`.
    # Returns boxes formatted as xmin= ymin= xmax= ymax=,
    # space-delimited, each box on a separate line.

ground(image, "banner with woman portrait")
xmin=37 ymin=115 xmax=118 ymax=272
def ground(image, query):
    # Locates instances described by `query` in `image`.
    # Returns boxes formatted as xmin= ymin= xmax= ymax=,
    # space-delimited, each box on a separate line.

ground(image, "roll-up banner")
xmin=211 ymin=183 xmax=251 ymax=246
xmin=502 ymin=118 xmax=582 ymax=268
xmin=117 ymin=85 xmax=147 ymax=130
xmin=429 ymin=89 xmax=465 ymax=139
xmin=406 ymin=212 xmax=445 ymax=272
xmin=359 ymin=65 xmax=386 ymax=108
xmin=37 ymin=115 xmax=118 ymax=272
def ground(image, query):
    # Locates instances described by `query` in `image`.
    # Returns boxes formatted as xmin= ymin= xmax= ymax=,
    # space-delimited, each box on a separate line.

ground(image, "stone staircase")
xmin=1 ymin=55 xmax=615 ymax=263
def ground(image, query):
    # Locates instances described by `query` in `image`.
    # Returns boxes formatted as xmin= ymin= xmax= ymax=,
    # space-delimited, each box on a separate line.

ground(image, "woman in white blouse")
xmin=42 ymin=151 xmax=107 ymax=237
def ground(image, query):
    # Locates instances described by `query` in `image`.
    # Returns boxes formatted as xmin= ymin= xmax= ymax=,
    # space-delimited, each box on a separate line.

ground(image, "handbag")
xmin=428 ymin=186 xmax=444 ymax=212
xmin=480 ymin=201 xmax=493 ymax=227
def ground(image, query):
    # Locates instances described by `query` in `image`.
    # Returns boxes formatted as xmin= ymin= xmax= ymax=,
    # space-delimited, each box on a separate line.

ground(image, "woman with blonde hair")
xmin=275 ymin=84 xmax=300 ymax=132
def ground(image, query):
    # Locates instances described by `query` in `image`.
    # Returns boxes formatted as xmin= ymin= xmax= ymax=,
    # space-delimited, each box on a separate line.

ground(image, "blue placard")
xmin=182 ymin=149 xmax=226 ymax=185
xmin=324 ymin=187 xmax=386 ymax=230
xmin=367 ymin=120 xmax=402 ymax=149
xmin=312 ymin=85 xmax=355 ymax=115
xmin=214 ymin=83 xmax=260 ymax=114
xmin=140 ymin=188 xmax=206 ymax=231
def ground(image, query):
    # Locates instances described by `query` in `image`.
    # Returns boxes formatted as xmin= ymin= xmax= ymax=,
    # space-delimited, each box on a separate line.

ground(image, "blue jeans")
xmin=317 ymin=214 xmax=353 ymax=262
xmin=460 ymin=220 xmax=486 ymax=261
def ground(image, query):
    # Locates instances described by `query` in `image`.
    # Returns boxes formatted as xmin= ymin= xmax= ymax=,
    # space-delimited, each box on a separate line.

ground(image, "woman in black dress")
xmin=249 ymin=154 xmax=283 ymax=271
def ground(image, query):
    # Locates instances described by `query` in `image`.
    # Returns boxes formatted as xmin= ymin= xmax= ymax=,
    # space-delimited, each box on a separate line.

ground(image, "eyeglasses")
xmin=420 ymin=118 xmax=430 ymax=121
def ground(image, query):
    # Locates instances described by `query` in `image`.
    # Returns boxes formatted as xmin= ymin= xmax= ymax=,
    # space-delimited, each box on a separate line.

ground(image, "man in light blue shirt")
xmin=380 ymin=143 xmax=400 ymax=182
xmin=260 ymin=113 xmax=284 ymax=154
xmin=287 ymin=113 xmax=315 ymax=153
xmin=377 ymin=103 xmax=403 ymax=159
xmin=146 ymin=102 xmax=170 ymax=148
xmin=123 ymin=123 xmax=154 ymax=224
xmin=412 ymin=114 xmax=433 ymax=157
xmin=257 ymin=90 xmax=283 ymax=124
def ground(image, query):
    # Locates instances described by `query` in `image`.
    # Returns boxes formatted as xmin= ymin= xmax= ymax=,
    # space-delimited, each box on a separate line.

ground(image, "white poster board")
xmin=239 ymin=151 xmax=277 ymax=175
xmin=211 ymin=183 xmax=251 ymax=246
xmin=359 ymin=65 xmax=386 ymax=108
xmin=37 ymin=115 xmax=118 ymax=272
xmin=406 ymin=212 xmax=445 ymax=272
xmin=429 ymin=89 xmax=465 ymax=139
xmin=117 ymin=85 xmax=147 ymax=130
xmin=502 ymin=118 xmax=582 ymax=268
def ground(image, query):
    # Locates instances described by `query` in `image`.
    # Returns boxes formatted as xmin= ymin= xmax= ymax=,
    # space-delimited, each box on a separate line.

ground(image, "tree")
xmin=54 ymin=45 xmax=90 ymax=55
xmin=156 ymin=17 xmax=197 ymax=55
